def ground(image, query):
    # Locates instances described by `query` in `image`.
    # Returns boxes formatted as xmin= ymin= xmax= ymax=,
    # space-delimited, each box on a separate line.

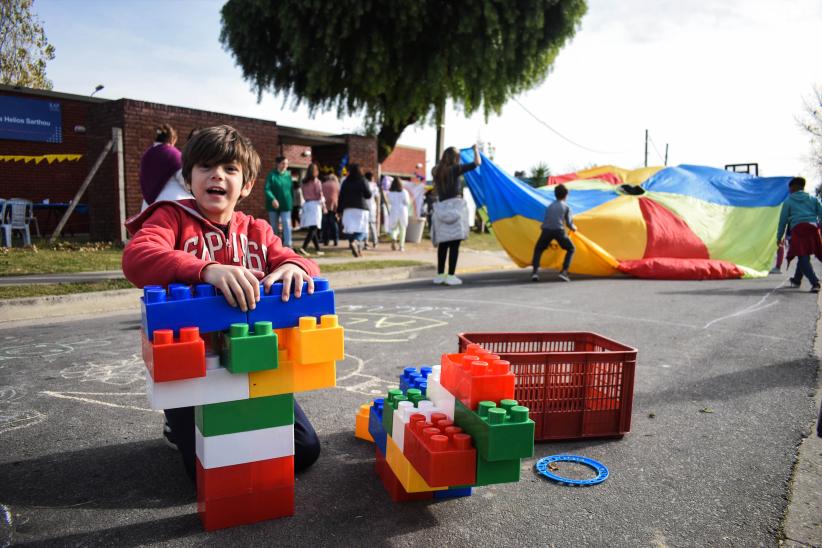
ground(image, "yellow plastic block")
xmin=385 ymin=436 xmax=446 ymax=493
xmin=275 ymin=328 xmax=292 ymax=350
xmin=292 ymin=315 xmax=344 ymax=365
xmin=249 ymin=350 xmax=336 ymax=398
xmin=355 ymin=403 xmax=374 ymax=442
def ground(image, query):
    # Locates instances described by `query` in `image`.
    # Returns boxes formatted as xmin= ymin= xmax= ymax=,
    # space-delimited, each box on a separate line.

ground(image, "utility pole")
xmin=644 ymin=129 xmax=649 ymax=167
xmin=435 ymin=99 xmax=445 ymax=164
xmin=664 ymin=143 xmax=669 ymax=166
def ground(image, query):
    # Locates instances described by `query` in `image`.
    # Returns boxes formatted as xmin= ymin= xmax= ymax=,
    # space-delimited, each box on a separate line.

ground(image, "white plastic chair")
xmin=1 ymin=198 xmax=34 ymax=247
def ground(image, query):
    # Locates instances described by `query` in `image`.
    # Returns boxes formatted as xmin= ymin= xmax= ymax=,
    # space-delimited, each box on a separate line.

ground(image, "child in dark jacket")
xmin=123 ymin=125 xmax=321 ymax=480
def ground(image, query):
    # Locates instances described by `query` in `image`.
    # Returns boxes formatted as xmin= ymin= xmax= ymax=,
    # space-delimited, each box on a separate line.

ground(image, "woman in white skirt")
xmin=387 ymin=177 xmax=411 ymax=251
xmin=299 ymin=163 xmax=326 ymax=256
xmin=338 ymin=164 xmax=373 ymax=257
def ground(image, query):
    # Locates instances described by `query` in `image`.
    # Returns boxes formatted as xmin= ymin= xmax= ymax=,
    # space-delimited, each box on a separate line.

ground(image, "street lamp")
xmin=90 ymin=84 xmax=104 ymax=97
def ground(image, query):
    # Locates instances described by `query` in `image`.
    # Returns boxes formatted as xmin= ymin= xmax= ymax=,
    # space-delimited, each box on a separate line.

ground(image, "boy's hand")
xmin=272 ymin=198 xmax=279 ymax=209
xmin=261 ymin=263 xmax=315 ymax=302
xmin=202 ymin=264 xmax=263 ymax=312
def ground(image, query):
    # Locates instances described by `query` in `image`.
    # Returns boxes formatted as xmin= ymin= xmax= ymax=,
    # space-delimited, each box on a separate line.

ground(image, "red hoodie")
xmin=122 ymin=199 xmax=319 ymax=288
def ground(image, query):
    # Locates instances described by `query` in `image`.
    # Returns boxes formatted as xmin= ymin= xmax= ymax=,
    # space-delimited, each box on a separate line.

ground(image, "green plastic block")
xmin=222 ymin=322 xmax=278 ymax=373
xmin=454 ymin=399 xmax=535 ymax=462
xmin=195 ymin=393 xmax=294 ymax=437
xmin=382 ymin=390 xmax=406 ymax=437
xmin=474 ymin=454 xmax=521 ymax=486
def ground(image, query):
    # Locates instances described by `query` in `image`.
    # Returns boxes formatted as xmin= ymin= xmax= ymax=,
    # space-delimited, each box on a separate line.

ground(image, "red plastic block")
xmin=440 ymin=352 xmax=515 ymax=410
xmin=197 ymin=484 xmax=294 ymax=531
xmin=375 ymin=446 xmax=433 ymax=502
xmin=196 ymin=456 xmax=294 ymax=501
xmin=402 ymin=412 xmax=476 ymax=487
xmin=142 ymin=327 xmax=206 ymax=382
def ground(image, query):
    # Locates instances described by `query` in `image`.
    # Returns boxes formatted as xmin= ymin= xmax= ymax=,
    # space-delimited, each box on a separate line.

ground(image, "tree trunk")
xmin=376 ymin=115 xmax=418 ymax=164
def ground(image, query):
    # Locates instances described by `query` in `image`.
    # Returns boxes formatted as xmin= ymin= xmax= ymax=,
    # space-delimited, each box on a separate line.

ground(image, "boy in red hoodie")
xmin=123 ymin=125 xmax=321 ymax=480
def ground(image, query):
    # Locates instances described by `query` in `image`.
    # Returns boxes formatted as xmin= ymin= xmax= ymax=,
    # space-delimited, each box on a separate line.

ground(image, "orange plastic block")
xmin=249 ymin=350 xmax=336 ymax=397
xmin=375 ymin=446 xmax=433 ymax=502
xmin=403 ymin=412 xmax=476 ymax=487
xmin=355 ymin=403 xmax=374 ymax=442
xmin=440 ymin=352 xmax=515 ymax=410
xmin=292 ymin=315 xmax=344 ymax=365
xmin=142 ymin=327 xmax=206 ymax=382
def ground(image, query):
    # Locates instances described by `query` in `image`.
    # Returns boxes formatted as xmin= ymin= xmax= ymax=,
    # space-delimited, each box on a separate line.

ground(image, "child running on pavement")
xmin=122 ymin=125 xmax=321 ymax=480
xmin=777 ymin=176 xmax=822 ymax=293
xmin=531 ymin=183 xmax=576 ymax=282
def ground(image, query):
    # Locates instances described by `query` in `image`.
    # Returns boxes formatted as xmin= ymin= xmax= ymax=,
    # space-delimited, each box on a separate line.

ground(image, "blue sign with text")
xmin=0 ymin=95 xmax=62 ymax=143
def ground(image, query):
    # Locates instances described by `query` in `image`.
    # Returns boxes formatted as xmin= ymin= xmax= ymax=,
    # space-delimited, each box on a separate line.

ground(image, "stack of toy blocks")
xmin=140 ymin=278 xmax=343 ymax=530
xmin=356 ymin=342 xmax=535 ymax=502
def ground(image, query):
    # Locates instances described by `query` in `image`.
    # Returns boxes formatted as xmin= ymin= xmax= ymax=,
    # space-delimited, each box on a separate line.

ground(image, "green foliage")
xmin=528 ymin=162 xmax=551 ymax=187
xmin=0 ymin=0 xmax=55 ymax=89
xmin=220 ymin=0 xmax=587 ymax=162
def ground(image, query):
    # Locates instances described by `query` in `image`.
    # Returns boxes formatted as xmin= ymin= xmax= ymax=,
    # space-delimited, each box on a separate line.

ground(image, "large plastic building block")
xmin=454 ymin=399 xmax=535 ymax=462
xmin=292 ymin=315 xmax=344 ymax=365
xmin=142 ymin=284 xmax=246 ymax=341
xmin=440 ymin=352 xmax=515 ymax=410
xmin=368 ymin=399 xmax=387 ymax=455
xmin=474 ymin=453 xmax=521 ymax=486
xmin=402 ymin=412 xmax=477 ymax=487
xmin=222 ymin=322 xmax=278 ymax=374
xmin=247 ymin=278 xmax=335 ymax=327
xmin=195 ymin=424 xmax=294 ymax=469
xmin=425 ymin=366 xmax=456 ymax=420
xmin=248 ymin=350 xmax=336 ymax=397
xmin=434 ymin=486 xmax=473 ymax=499
xmin=375 ymin=446 xmax=433 ymax=502
xmin=399 ymin=366 xmax=432 ymax=394
xmin=384 ymin=435 xmax=446 ymax=493
xmin=195 ymin=393 xmax=294 ymax=437
xmin=392 ymin=400 xmax=446 ymax=452
xmin=355 ymin=403 xmax=374 ymax=442
xmin=381 ymin=389 xmax=406 ymax=437
xmin=198 ymin=483 xmax=294 ymax=531
xmin=146 ymin=366 xmax=249 ymax=410
xmin=196 ymin=455 xmax=294 ymax=501
xmin=142 ymin=327 xmax=206 ymax=382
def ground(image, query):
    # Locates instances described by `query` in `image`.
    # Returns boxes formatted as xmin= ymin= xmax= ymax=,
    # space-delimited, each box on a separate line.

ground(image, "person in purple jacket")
xmin=139 ymin=124 xmax=190 ymax=210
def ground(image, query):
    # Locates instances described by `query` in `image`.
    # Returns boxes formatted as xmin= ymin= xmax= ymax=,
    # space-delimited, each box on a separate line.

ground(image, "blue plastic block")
xmin=434 ymin=486 xmax=472 ymax=499
xmin=247 ymin=277 xmax=336 ymax=328
xmin=142 ymin=284 xmax=247 ymax=340
xmin=368 ymin=398 xmax=387 ymax=455
xmin=420 ymin=366 xmax=433 ymax=378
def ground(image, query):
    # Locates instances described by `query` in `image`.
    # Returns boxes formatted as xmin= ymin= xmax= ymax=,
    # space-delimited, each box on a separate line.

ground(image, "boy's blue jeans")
xmin=164 ymin=399 xmax=320 ymax=481
xmin=268 ymin=210 xmax=292 ymax=247
xmin=792 ymin=255 xmax=819 ymax=287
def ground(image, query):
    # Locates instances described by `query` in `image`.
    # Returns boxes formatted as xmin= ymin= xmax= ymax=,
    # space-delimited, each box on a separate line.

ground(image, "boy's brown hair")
xmin=181 ymin=125 xmax=260 ymax=186
xmin=789 ymin=177 xmax=806 ymax=191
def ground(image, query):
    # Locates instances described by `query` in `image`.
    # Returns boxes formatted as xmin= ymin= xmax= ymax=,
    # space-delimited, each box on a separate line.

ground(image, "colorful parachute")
xmin=461 ymin=152 xmax=791 ymax=279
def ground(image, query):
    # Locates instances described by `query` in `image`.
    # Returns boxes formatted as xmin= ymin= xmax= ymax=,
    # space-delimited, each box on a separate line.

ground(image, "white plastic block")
xmin=196 ymin=424 xmax=295 ymax=469
xmin=392 ymin=401 xmax=415 ymax=451
xmin=205 ymin=351 xmax=221 ymax=371
xmin=425 ymin=375 xmax=455 ymax=420
xmin=146 ymin=366 xmax=249 ymax=410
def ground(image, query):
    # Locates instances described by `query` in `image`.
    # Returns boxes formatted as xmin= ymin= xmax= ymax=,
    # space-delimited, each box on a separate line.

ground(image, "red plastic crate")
xmin=457 ymin=332 xmax=636 ymax=441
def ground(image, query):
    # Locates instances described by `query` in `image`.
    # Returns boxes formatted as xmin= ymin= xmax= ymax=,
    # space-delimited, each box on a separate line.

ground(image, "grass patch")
xmin=320 ymin=260 xmax=426 ymax=273
xmin=462 ymin=230 xmax=502 ymax=251
xmin=0 ymin=279 xmax=135 ymax=300
xmin=0 ymin=240 xmax=124 ymax=276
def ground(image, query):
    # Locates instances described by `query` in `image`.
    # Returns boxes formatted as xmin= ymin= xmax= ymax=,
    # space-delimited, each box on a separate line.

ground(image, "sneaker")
xmin=445 ymin=275 xmax=463 ymax=286
xmin=314 ymin=250 xmax=325 ymax=256
xmin=531 ymin=273 xmax=539 ymax=282
xmin=770 ymin=266 xmax=781 ymax=274
xmin=790 ymin=278 xmax=801 ymax=288
xmin=558 ymin=271 xmax=571 ymax=282
xmin=433 ymin=274 xmax=447 ymax=285
xmin=812 ymin=284 xmax=820 ymax=294
xmin=163 ymin=419 xmax=178 ymax=451
xmin=297 ymin=248 xmax=310 ymax=257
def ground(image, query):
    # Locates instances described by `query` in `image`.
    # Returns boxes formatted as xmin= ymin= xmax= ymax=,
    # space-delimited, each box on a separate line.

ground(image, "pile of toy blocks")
xmin=355 ymin=343 xmax=535 ymax=501
xmin=140 ymin=278 xmax=343 ymax=530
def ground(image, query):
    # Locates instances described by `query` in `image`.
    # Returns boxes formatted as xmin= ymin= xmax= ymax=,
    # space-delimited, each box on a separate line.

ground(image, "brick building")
xmin=0 ymin=84 xmax=424 ymax=241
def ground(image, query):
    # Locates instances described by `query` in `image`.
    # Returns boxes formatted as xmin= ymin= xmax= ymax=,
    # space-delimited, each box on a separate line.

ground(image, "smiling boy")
xmin=122 ymin=125 xmax=322 ymax=480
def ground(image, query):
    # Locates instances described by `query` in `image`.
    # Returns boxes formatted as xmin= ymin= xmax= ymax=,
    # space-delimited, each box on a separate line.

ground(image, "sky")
xmin=34 ymin=0 xmax=822 ymax=184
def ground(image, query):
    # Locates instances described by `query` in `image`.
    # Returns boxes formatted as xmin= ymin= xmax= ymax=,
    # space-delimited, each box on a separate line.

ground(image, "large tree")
xmin=0 ymin=0 xmax=55 ymax=89
xmin=220 ymin=0 xmax=586 ymax=163
xmin=798 ymin=85 xmax=822 ymax=189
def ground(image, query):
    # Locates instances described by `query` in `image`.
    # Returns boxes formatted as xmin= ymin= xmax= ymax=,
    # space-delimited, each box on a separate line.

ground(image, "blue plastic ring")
xmin=535 ymin=455 xmax=609 ymax=486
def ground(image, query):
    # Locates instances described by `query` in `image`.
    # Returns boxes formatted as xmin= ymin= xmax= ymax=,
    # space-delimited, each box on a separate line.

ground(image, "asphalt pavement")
xmin=0 ymin=252 xmax=820 ymax=547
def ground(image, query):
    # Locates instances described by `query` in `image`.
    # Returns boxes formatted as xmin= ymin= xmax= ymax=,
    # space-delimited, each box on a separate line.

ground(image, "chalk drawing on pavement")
xmin=0 ymin=338 xmax=112 ymax=362
xmin=0 ymin=386 xmax=47 ymax=435
xmin=337 ymin=307 xmax=451 ymax=342
xmin=335 ymin=352 xmax=397 ymax=396
xmin=59 ymin=354 xmax=145 ymax=386
xmin=40 ymin=391 xmax=154 ymax=413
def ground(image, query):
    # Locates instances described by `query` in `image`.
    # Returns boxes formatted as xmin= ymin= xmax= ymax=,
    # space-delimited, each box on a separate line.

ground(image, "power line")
xmin=512 ymin=98 xmax=626 ymax=155
xmin=647 ymin=134 xmax=666 ymax=163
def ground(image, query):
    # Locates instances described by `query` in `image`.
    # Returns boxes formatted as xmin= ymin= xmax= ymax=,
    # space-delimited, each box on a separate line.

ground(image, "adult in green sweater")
xmin=265 ymin=156 xmax=294 ymax=247
xmin=777 ymin=177 xmax=822 ymax=292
